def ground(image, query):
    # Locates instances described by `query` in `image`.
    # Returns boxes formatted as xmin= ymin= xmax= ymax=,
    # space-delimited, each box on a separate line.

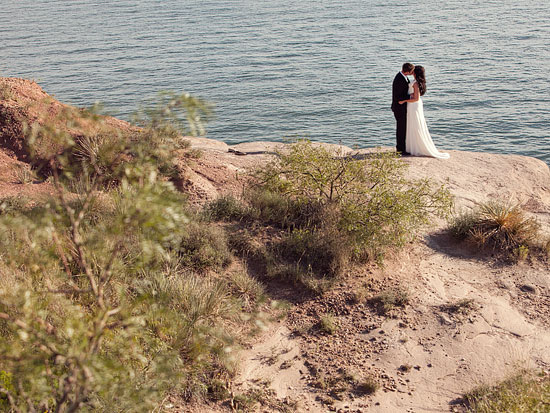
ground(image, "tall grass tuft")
xmin=462 ymin=370 xmax=550 ymax=412
xmin=450 ymin=201 xmax=541 ymax=257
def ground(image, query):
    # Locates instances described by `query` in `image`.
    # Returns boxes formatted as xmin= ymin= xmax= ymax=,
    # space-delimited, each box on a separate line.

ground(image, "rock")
xmin=438 ymin=313 xmax=454 ymax=326
xmin=520 ymin=284 xmax=538 ymax=294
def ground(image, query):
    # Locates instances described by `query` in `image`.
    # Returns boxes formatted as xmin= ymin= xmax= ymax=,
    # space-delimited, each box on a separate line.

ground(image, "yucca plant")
xmin=450 ymin=201 xmax=540 ymax=254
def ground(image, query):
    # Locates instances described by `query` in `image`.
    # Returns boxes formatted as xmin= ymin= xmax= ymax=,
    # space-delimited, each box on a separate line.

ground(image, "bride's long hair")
xmin=414 ymin=66 xmax=427 ymax=96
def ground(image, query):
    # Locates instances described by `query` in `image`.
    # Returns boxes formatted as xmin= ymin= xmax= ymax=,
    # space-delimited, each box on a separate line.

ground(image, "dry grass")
xmin=440 ymin=298 xmax=478 ymax=316
xmin=462 ymin=370 xmax=550 ymax=412
xmin=368 ymin=288 xmax=410 ymax=315
xmin=318 ymin=313 xmax=338 ymax=335
xmin=450 ymin=201 xmax=541 ymax=257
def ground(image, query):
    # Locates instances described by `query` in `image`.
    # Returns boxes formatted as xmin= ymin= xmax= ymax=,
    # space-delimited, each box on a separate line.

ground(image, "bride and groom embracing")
xmin=392 ymin=62 xmax=450 ymax=159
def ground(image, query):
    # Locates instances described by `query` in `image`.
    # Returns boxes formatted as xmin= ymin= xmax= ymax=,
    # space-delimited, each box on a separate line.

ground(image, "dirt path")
xmin=234 ymin=230 xmax=549 ymax=412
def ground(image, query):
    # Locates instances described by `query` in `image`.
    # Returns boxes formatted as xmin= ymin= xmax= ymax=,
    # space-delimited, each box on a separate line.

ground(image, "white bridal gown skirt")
xmin=406 ymin=99 xmax=450 ymax=159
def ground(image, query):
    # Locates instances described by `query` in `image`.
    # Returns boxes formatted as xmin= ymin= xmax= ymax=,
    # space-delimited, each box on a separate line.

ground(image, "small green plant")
xmin=513 ymin=245 xmax=530 ymax=262
xmin=450 ymin=201 xmax=541 ymax=257
xmin=319 ymin=313 xmax=339 ymax=335
xmin=462 ymin=370 xmax=550 ymax=412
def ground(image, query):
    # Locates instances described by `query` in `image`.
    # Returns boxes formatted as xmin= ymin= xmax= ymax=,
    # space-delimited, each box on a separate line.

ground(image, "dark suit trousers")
xmin=394 ymin=109 xmax=407 ymax=153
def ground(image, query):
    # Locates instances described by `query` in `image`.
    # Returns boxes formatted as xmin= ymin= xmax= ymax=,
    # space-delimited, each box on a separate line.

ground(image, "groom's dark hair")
xmin=402 ymin=63 xmax=414 ymax=72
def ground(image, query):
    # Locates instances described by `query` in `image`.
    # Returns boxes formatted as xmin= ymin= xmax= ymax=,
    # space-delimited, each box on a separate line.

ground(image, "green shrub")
xmin=450 ymin=201 xmax=541 ymax=257
xmin=276 ymin=226 xmax=350 ymax=278
xmin=0 ymin=93 xmax=249 ymax=412
xmin=254 ymin=140 xmax=453 ymax=263
xmin=205 ymin=195 xmax=247 ymax=222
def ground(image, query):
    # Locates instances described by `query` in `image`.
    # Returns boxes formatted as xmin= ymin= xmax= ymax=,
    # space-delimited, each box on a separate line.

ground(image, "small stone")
xmin=427 ymin=363 xmax=433 ymax=368
xmin=439 ymin=314 xmax=453 ymax=325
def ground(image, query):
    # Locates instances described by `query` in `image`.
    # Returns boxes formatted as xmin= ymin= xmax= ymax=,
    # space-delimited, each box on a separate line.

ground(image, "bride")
xmin=399 ymin=66 xmax=450 ymax=159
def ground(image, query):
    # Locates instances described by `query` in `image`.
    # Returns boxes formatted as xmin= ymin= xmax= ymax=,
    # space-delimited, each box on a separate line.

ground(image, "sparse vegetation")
xmin=355 ymin=376 xmax=380 ymax=395
xmin=13 ymin=164 xmax=37 ymax=184
xmin=319 ymin=313 xmax=339 ymax=335
xmin=0 ymin=82 xmax=13 ymax=100
xmin=368 ymin=287 xmax=410 ymax=315
xmin=208 ymin=140 xmax=452 ymax=291
xmin=231 ymin=380 xmax=297 ymax=412
xmin=440 ymin=298 xmax=479 ymax=316
xmin=450 ymin=201 xmax=542 ymax=259
xmin=462 ymin=370 xmax=550 ymax=412
xmin=0 ymin=95 xmax=257 ymax=412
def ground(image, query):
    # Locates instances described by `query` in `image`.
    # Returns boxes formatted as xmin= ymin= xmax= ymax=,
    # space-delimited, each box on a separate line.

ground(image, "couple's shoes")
xmin=397 ymin=151 xmax=411 ymax=157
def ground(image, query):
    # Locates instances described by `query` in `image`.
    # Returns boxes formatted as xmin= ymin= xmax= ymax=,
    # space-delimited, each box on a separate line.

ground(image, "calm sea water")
xmin=1 ymin=0 xmax=549 ymax=165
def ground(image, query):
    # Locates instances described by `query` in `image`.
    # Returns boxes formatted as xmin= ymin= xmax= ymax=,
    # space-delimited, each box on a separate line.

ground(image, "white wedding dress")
xmin=406 ymin=81 xmax=450 ymax=159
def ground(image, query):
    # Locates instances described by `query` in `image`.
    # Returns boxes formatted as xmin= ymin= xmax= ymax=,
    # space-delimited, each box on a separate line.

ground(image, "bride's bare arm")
xmin=399 ymin=83 xmax=420 ymax=104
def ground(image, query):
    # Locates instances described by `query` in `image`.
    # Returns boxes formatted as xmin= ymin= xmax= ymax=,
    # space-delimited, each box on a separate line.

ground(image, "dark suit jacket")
xmin=391 ymin=72 xmax=410 ymax=115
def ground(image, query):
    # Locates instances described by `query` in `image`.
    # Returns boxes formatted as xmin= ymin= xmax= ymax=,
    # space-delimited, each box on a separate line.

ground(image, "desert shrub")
xmin=226 ymin=271 xmax=265 ymax=311
xmin=462 ymin=370 xmax=550 ymax=412
xmin=253 ymin=140 xmax=452 ymax=268
xmin=450 ymin=201 xmax=541 ymax=257
xmin=276 ymin=226 xmax=350 ymax=278
xmin=13 ymin=163 xmax=37 ymax=184
xmin=355 ymin=376 xmax=380 ymax=395
xmin=207 ymin=141 xmax=451 ymax=289
xmin=204 ymin=194 xmax=247 ymax=222
xmin=0 ymin=196 xmax=30 ymax=215
xmin=0 ymin=82 xmax=13 ymax=100
xmin=177 ymin=222 xmax=232 ymax=272
xmin=0 ymin=94 xmax=249 ymax=412
xmin=319 ymin=313 xmax=339 ymax=335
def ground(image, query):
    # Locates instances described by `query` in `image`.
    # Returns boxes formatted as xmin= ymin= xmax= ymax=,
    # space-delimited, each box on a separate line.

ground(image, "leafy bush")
xmin=450 ymin=201 xmax=541 ymax=257
xmin=259 ymin=141 xmax=451 ymax=257
xmin=235 ymin=140 xmax=452 ymax=281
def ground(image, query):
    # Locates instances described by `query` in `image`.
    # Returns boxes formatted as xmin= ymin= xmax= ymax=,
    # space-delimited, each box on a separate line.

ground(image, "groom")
xmin=392 ymin=62 xmax=415 ymax=155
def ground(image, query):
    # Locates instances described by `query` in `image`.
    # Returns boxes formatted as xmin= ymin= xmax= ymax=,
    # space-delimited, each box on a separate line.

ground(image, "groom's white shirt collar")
xmin=400 ymin=71 xmax=408 ymax=80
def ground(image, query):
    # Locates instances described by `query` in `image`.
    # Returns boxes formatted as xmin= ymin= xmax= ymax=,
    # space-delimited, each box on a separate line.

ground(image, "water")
xmin=1 ymin=0 xmax=549 ymax=165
